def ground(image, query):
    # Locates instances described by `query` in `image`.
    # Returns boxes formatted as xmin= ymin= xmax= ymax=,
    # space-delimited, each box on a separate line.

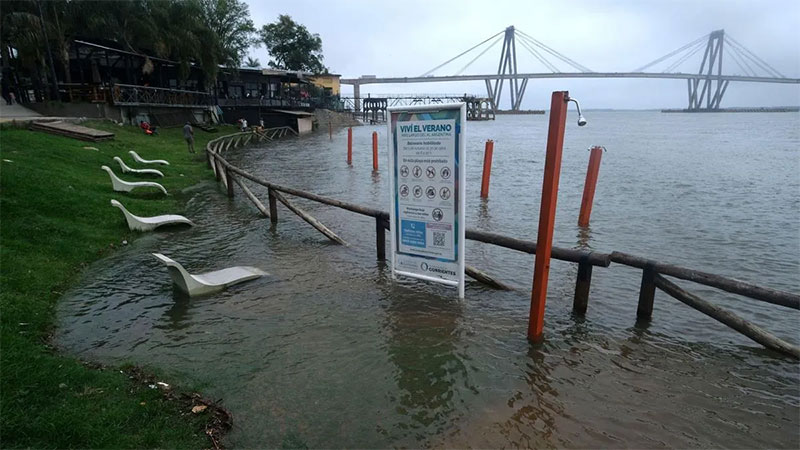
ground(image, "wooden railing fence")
xmin=205 ymin=130 xmax=800 ymax=359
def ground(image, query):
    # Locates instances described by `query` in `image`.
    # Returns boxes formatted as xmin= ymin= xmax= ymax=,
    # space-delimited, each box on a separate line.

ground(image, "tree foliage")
xmin=245 ymin=57 xmax=261 ymax=68
xmin=199 ymin=0 xmax=257 ymax=69
xmin=260 ymin=15 xmax=327 ymax=74
xmin=0 ymin=0 xmax=258 ymax=84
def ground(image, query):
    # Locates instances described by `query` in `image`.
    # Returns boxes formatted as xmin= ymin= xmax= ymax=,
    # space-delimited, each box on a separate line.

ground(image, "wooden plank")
xmin=611 ymin=251 xmax=799 ymax=310
xmin=465 ymin=265 xmax=513 ymax=290
xmin=231 ymin=176 xmax=269 ymax=218
xmin=272 ymin=190 xmax=347 ymax=245
xmin=654 ymin=274 xmax=800 ymax=359
xmin=30 ymin=121 xmax=114 ymax=142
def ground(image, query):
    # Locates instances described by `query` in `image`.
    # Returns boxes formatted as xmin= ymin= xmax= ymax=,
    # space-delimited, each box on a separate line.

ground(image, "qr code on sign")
xmin=433 ymin=231 xmax=446 ymax=247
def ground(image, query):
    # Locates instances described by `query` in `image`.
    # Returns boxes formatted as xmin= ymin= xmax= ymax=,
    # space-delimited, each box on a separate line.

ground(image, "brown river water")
xmin=57 ymin=111 xmax=799 ymax=447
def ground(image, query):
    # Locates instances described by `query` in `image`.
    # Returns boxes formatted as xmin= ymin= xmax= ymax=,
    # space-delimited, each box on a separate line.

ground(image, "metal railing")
xmin=111 ymin=83 xmax=212 ymax=108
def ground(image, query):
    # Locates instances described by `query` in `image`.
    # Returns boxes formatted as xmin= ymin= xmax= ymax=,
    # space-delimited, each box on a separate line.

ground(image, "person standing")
xmin=1 ymin=75 xmax=11 ymax=105
xmin=183 ymin=122 xmax=195 ymax=153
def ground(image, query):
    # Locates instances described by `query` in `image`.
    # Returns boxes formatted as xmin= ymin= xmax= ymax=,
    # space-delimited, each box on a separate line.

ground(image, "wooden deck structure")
xmin=29 ymin=121 xmax=114 ymax=142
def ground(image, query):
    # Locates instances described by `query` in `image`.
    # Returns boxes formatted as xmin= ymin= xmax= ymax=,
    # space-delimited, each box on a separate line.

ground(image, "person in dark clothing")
xmin=183 ymin=122 xmax=195 ymax=153
xmin=1 ymin=76 xmax=11 ymax=105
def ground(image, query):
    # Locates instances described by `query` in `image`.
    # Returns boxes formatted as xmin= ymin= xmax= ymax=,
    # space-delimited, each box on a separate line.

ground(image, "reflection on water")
xmin=56 ymin=112 xmax=799 ymax=447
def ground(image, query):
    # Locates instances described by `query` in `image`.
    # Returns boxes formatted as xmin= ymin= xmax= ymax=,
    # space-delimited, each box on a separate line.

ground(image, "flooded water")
xmin=57 ymin=111 xmax=799 ymax=448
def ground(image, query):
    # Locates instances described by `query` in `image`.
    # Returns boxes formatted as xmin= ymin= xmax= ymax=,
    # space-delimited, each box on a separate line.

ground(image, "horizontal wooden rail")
xmin=654 ymin=274 xmax=800 ymax=359
xmin=611 ymin=252 xmax=799 ymax=310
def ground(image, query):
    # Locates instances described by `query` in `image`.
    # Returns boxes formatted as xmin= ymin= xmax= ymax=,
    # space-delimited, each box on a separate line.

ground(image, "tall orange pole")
xmin=529 ymin=91 xmax=569 ymax=343
xmin=372 ymin=131 xmax=378 ymax=171
xmin=578 ymin=146 xmax=604 ymax=227
xmin=347 ymin=127 xmax=353 ymax=165
xmin=480 ymin=139 xmax=494 ymax=198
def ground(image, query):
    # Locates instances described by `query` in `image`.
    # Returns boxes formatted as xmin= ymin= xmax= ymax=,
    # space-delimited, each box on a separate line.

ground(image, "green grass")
xmin=0 ymin=121 xmax=232 ymax=448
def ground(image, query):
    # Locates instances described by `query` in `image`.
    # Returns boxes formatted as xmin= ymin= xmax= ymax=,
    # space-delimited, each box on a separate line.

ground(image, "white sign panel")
xmin=388 ymin=103 xmax=466 ymax=298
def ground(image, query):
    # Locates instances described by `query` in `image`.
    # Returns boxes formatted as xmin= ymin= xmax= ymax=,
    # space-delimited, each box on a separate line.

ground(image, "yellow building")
xmin=310 ymin=73 xmax=341 ymax=96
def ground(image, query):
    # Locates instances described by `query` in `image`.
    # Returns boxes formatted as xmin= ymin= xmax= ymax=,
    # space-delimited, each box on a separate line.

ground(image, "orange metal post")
xmin=347 ymin=127 xmax=353 ymax=164
xmin=372 ymin=131 xmax=378 ymax=171
xmin=578 ymin=146 xmax=604 ymax=227
xmin=529 ymin=91 xmax=569 ymax=343
xmin=480 ymin=139 xmax=494 ymax=198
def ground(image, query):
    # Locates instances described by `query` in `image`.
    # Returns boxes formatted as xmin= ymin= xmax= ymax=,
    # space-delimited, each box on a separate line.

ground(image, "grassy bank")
xmin=1 ymin=121 xmax=230 ymax=448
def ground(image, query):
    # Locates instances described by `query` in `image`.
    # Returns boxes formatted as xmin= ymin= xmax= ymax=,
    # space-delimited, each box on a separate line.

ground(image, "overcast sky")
xmin=245 ymin=0 xmax=800 ymax=109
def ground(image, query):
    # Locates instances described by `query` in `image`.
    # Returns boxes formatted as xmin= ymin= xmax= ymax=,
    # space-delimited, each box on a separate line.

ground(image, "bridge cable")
xmin=516 ymin=30 xmax=592 ymax=72
xmin=662 ymin=40 xmax=707 ymax=73
xmin=725 ymin=37 xmax=770 ymax=77
xmin=454 ymin=35 xmax=504 ymax=76
xmin=517 ymin=38 xmax=560 ymax=73
xmin=515 ymin=29 xmax=593 ymax=72
xmin=514 ymin=32 xmax=582 ymax=72
xmin=725 ymin=43 xmax=756 ymax=77
xmin=633 ymin=33 xmax=709 ymax=72
xmin=726 ymin=36 xmax=785 ymax=78
xmin=419 ymin=29 xmax=505 ymax=77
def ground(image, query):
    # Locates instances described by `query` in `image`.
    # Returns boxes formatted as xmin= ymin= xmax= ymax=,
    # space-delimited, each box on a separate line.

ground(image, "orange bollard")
xmin=529 ymin=91 xmax=569 ymax=343
xmin=480 ymin=139 xmax=494 ymax=198
xmin=329 ymin=122 xmax=332 ymax=140
xmin=372 ymin=131 xmax=378 ymax=171
xmin=347 ymin=127 xmax=353 ymax=164
xmin=578 ymin=146 xmax=604 ymax=227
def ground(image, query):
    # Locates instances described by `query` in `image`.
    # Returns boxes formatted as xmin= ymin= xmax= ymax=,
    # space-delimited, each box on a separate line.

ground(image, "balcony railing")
xmin=111 ymin=83 xmax=212 ymax=108
xmin=217 ymin=97 xmax=311 ymax=108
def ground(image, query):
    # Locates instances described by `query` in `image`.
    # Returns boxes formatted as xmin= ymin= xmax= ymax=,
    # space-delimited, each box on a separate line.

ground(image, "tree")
xmin=260 ymin=15 xmax=326 ymax=74
xmin=200 ymin=0 xmax=256 ymax=69
xmin=245 ymin=56 xmax=260 ymax=68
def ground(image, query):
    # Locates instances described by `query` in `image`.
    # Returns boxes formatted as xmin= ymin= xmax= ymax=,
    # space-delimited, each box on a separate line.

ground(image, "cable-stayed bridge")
xmin=341 ymin=26 xmax=798 ymax=112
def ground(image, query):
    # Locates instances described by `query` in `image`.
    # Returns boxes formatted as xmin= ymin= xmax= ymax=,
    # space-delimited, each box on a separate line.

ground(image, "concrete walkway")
xmin=0 ymin=101 xmax=42 ymax=120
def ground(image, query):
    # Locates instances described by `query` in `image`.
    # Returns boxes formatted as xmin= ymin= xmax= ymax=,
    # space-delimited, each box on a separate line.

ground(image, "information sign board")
xmin=388 ymin=103 xmax=466 ymax=298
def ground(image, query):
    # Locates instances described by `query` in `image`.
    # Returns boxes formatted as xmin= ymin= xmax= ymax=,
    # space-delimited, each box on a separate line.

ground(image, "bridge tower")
xmin=489 ymin=26 xmax=527 ymax=112
xmin=687 ymin=29 xmax=729 ymax=110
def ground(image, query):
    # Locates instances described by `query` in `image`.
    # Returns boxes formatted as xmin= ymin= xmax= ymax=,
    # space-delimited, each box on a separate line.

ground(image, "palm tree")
xmin=245 ymin=56 xmax=260 ymax=68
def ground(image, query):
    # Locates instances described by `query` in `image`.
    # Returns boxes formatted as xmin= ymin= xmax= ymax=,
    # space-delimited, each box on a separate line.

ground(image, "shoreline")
xmin=0 ymin=121 xmax=234 ymax=448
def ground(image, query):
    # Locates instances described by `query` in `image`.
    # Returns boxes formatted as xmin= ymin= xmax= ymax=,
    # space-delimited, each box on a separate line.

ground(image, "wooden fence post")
xmin=573 ymin=255 xmax=593 ymax=315
xmin=375 ymin=216 xmax=386 ymax=260
xmin=268 ymin=188 xmax=278 ymax=223
xmin=214 ymin=158 xmax=222 ymax=182
xmin=225 ymin=169 xmax=234 ymax=198
xmin=637 ymin=264 xmax=656 ymax=321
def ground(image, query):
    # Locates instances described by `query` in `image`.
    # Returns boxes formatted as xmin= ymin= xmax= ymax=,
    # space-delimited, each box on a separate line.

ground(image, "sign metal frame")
xmin=387 ymin=103 xmax=467 ymax=298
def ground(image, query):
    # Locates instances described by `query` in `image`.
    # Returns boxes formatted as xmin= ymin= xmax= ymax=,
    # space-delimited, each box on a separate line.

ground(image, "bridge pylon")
xmin=489 ymin=26 xmax=527 ymax=112
xmin=688 ymin=29 xmax=729 ymax=110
